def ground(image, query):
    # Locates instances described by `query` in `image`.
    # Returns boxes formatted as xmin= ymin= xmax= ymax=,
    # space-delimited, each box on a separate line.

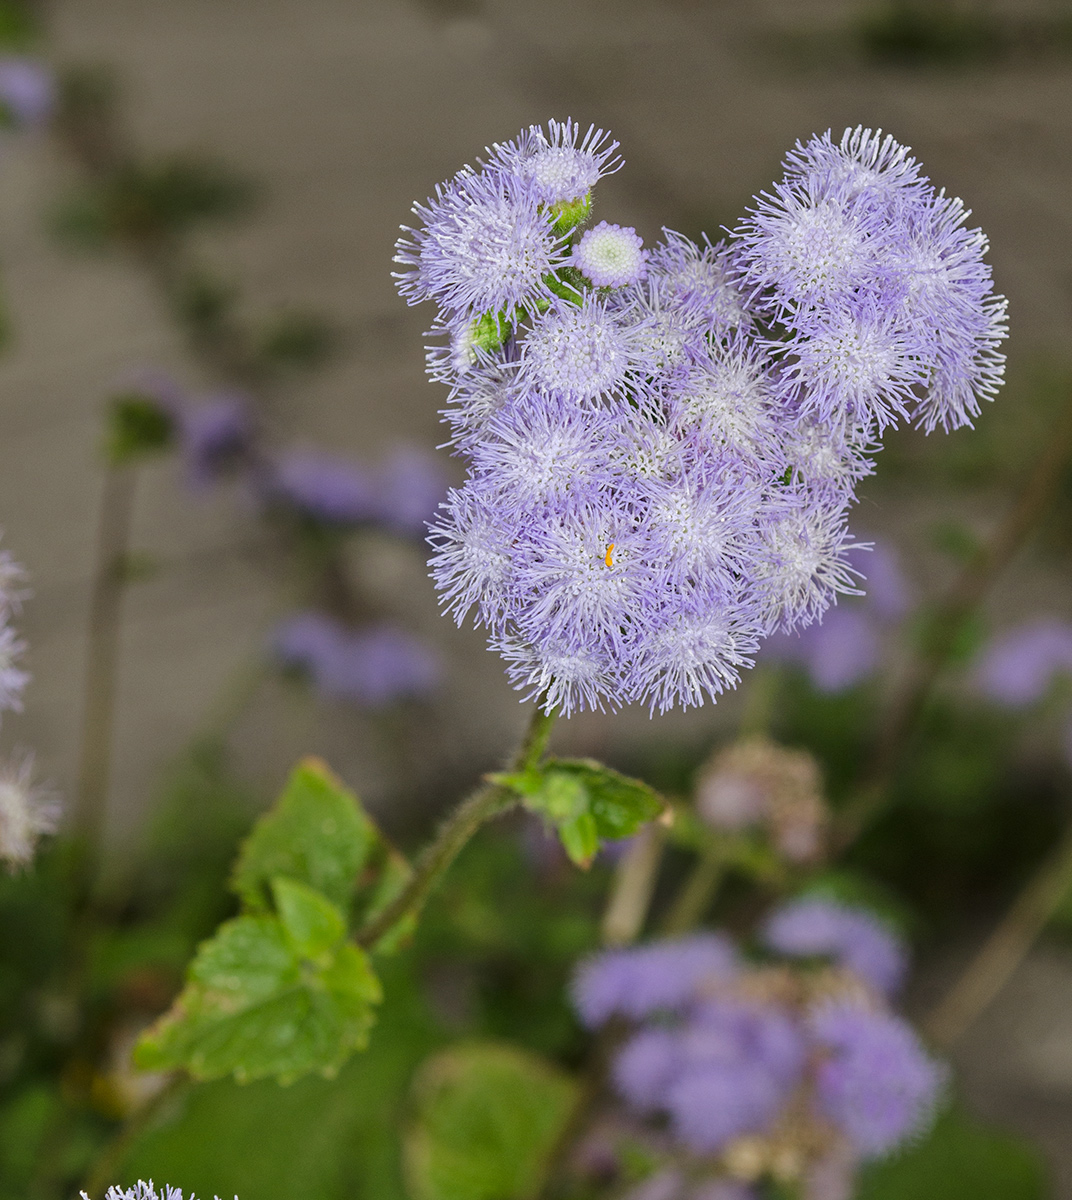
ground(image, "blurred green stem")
xmin=355 ymin=699 xmax=557 ymax=947
xmin=661 ymin=841 xmax=728 ymax=936
xmin=601 ymin=822 xmax=666 ymax=945
xmin=835 ymin=388 xmax=1072 ymax=848
xmin=924 ymin=824 xmax=1072 ymax=1050
xmin=72 ymin=463 xmax=136 ymax=895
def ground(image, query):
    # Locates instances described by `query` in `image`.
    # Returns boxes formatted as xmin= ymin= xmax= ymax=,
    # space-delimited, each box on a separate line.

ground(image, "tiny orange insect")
xmin=605 ymin=543 xmax=615 ymax=567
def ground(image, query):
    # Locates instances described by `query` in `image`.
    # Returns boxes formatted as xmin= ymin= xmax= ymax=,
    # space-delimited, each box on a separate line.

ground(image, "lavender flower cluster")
xmin=124 ymin=372 xmax=447 ymax=709
xmin=572 ymin=900 xmax=942 ymax=1191
xmin=395 ymin=121 xmax=1006 ymax=715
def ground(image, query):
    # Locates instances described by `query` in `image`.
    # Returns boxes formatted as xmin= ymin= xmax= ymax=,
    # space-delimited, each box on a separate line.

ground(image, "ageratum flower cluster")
xmin=395 ymin=121 xmax=1007 ymax=715
xmin=572 ymin=902 xmax=943 ymax=1192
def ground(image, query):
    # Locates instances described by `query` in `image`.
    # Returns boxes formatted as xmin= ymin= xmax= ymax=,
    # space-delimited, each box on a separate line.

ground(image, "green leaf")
xmin=555 ymin=760 xmax=663 ymax=840
xmin=271 ymin=876 xmax=344 ymax=963
xmin=857 ymin=1106 xmax=1047 ymax=1200
xmin=556 ymin=810 xmax=599 ymax=868
xmin=405 ymin=1041 xmax=578 ymax=1200
xmin=134 ymin=912 xmax=381 ymax=1085
xmin=231 ymin=757 xmax=377 ymax=913
xmin=493 ymin=759 xmax=663 ymax=868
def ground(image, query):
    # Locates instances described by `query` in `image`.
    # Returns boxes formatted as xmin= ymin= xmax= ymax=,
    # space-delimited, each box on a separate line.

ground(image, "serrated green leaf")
xmin=232 ymin=758 xmax=376 ymax=913
xmin=134 ymin=912 xmax=381 ymax=1085
xmin=556 ymin=810 xmax=599 ymax=868
xmin=189 ymin=914 xmax=298 ymax=1000
xmin=547 ymin=759 xmax=664 ymax=839
xmin=271 ymin=877 xmax=344 ymax=963
xmin=405 ymin=1041 xmax=578 ymax=1200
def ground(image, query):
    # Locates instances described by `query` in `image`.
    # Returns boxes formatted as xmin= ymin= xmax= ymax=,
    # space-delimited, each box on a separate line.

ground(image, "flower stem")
xmin=356 ymin=700 xmax=557 ymax=948
xmin=660 ymin=842 xmax=728 ymax=936
xmin=72 ymin=464 xmax=136 ymax=895
xmin=834 ymin=389 xmax=1072 ymax=849
xmin=601 ymin=822 xmax=666 ymax=946
xmin=923 ymin=823 xmax=1072 ymax=1051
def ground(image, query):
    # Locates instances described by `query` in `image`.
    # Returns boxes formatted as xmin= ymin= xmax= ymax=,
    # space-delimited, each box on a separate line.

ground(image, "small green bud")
xmin=543 ymin=268 xmax=587 ymax=305
xmin=470 ymin=309 xmax=513 ymax=354
xmin=546 ymin=192 xmax=592 ymax=236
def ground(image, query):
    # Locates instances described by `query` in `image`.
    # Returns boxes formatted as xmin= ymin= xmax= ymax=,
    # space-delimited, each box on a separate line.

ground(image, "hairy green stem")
xmin=356 ymin=701 xmax=557 ymax=948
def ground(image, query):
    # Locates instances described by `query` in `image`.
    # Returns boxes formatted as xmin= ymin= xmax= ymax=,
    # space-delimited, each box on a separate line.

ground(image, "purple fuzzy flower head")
xmin=663 ymin=1000 xmax=806 ymax=1152
xmin=0 ymin=58 xmax=54 ymax=129
xmin=486 ymin=118 xmax=622 ymax=206
xmin=764 ymin=898 xmax=907 ymax=997
xmin=573 ymin=222 xmax=648 ymax=288
xmin=272 ymin=612 xmax=441 ymax=707
xmin=810 ymin=1001 xmax=944 ymax=1158
xmin=738 ymin=126 xmax=1007 ymax=434
xmin=178 ymin=392 xmax=251 ymax=487
xmin=571 ymin=933 xmax=739 ymax=1027
xmin=394 ymin=169 xmax=567 ymax=321
xmin=401 ymin=122 xmax=1004 ymax=715
xmin=974 ymin=617 xmax=1072 ymax=708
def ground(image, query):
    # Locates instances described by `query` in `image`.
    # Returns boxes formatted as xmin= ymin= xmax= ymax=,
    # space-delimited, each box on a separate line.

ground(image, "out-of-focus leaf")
xmin=105 ymin=391 xmax=175 ymax=464
xmin=134 ymin=909 xmax=380 ymax=1084
xmin=272 ymin=876 xmax=345 ymax=963
xmin=857 ymin=1107 xmax=1047 ymax=1200
xmin=231 ymin=758 xmax=376 ymax=914
xmin=404 ymin=1041 xmax=578 ymax=1200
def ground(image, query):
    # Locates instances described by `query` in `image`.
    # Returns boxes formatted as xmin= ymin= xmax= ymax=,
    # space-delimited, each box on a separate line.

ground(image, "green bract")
xmin=491 ymin=758 xmax=664 ymax=867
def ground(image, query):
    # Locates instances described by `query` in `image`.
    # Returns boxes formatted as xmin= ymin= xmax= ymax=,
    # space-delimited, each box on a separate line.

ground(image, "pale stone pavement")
xmin=0 ymin=0 xmax=1071 ymax=1188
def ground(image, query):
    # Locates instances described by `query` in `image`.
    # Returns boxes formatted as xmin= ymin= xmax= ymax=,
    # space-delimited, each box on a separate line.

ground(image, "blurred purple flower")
xmin=270 ymin=451 xmax=377 ymax=526
xmin=571 ymin=934 xmax=739 ymax=1027
xmin=763 ymin=898 xmax=907 ymax=997
xmin=764 ymin=606 xmax=880 ymax=693
xmin=664 ymin=1000 xmax=806 ymax=1152
xmin=371 ymin=445 xmax=448 ymax=538
xmin=690 ymin=1184 xmax=757 ymax=1200
xmin=974 ymin=617 xmax=1072 ymax=707
xmin=810 ymin=1001 xmax=944 ymax=1159
xmin=178 ymin=392 xmax=251 ymax=487
xmin=0 ymin=58 xmax=54 ymax=129
xmin=272 ymin=611 xmax=441 ymax=707
xmin=614 ymin=1027 xmax=681 ymax=1111
xmin=858 ymin=543 xmax=913 ymax=622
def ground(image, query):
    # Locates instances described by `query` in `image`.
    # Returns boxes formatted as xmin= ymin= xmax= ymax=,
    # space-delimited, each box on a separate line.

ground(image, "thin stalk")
xmin=601 ymin=823 xmax=666 ymax=946
xmin=660 ymin=841 xmax=727 ymax=936
xmin=834 ymin=389 xmax=1072 ymax=848
xmin=72 ymin=464 xmax=136 ymax=890
xmin=924 ymin=824 xmax=1072 ymax=1050
xmin=356 ymin=701 xmax=557 ymax=947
